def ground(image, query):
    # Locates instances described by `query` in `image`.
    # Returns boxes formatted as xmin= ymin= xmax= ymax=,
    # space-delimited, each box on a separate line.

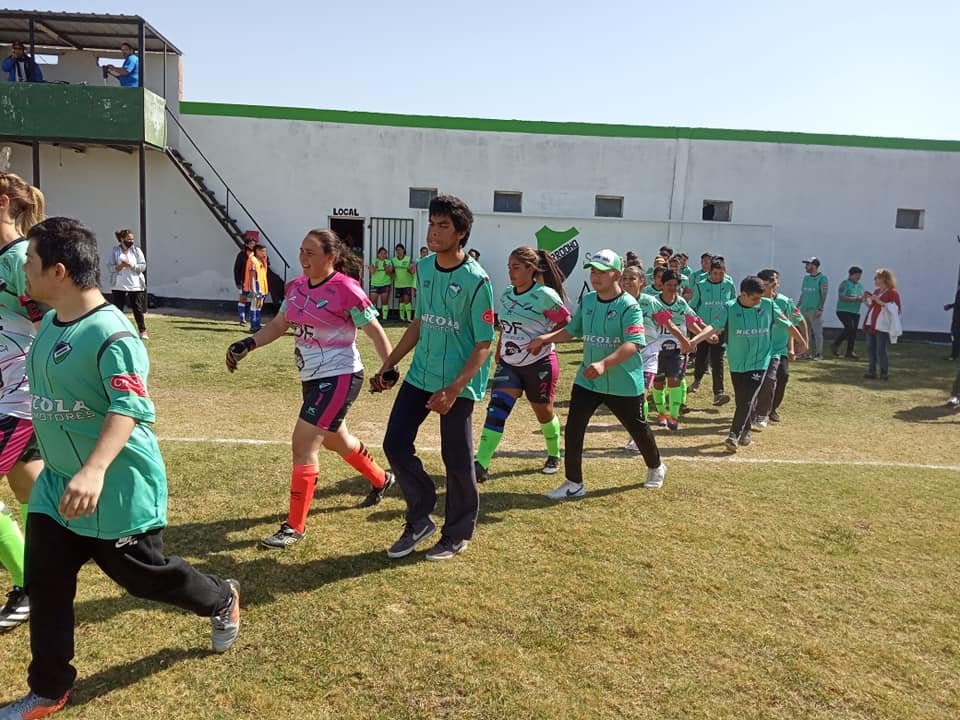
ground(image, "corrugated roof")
xmin=0 ymin=10 xmax=181 ymax=54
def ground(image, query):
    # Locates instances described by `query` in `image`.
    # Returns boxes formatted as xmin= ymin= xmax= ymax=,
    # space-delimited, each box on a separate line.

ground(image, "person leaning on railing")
xmin=2 ymin=42 xmax=44 ymax=83
xmin=104 ymin=42 xmax=139 ymax=87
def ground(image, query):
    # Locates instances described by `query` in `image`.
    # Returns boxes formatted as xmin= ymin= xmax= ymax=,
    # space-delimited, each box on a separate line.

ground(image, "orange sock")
xmin=286 ymin=464 xmax=318 ymax=534
xmin=343 ymin=442 xmax=387 ymax=489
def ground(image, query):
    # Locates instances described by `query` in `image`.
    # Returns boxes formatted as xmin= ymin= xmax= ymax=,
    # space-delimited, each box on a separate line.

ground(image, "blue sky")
xmin=34 ymin=0 xmax=960 ymax=139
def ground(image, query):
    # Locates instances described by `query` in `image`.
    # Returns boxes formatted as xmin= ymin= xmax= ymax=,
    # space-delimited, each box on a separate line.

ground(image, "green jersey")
xmin=690 ymin=269 xmax=708 ymax=286
xmin=799 ymin=272 xmax=829 ymax=312
xmin=27 ymin=304 xmax=167 ymax=539
xmin=567 ymin=291 xmax=647 ymax=396
xmin=713 ymin=297 xmax=792 ymax=372
xmin=644 ymin=294 xmax=700 ymax=351
xmin=836 ymin=279 xmax=864 ymax=314
xmin=392 ymin=255 xmax=415 ymax=288
xmin=408 ymin=256 xmax=496 ymax=400
xmin=370 ymin=258 xmax=393 ymax=287
xmin=770 ymin=293 xmax=804 ymax=358
xmin=642 ymin=284 xmax=658 ymax=296
xmin=689 ymin=277 xmax=737 ymax=325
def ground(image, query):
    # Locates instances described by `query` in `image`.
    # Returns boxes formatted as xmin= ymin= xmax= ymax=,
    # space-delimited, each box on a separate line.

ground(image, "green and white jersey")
xmin=0 ymin=238 xmax=41 ymax=419
xmin=370 ymin=258 xmax=393 ymax=287
xmin=642 ymin=284 xmax=658 ymax=296
xmin=713 ymin=297 xmax=791 ymax=373
xmin=799 ymin=272 xmax=829 ymax=312
xmin=393 ymin=255 xmax=415 ymax=288
xmin=690 ymin=269 xmax=708 ymax=286
xmin=771 ymin=293 xmax=804 ymax=358
xmin=497 ymin=282 xmax=571 ymax=366
xmin=567 ymin=291 xmax=646 ymax=396
xmin=409 ymin=256 xmax=496 ymax=400
xmin=689 ymin=277 xmax=737 ymax=326
xmin=643 ymin=294 xmax=700 ymax=352
xmin=26 ymin=304 xmax=167 ymax=539
xmin=836 ymin=279 xmax=864 ymax=314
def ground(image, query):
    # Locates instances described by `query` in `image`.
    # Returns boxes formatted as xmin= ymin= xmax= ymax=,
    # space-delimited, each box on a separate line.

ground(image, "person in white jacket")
xmin=862 ymin=268 xmax=901 ymax=381
xmin=109 ymin=229 xmax=148 ymax=339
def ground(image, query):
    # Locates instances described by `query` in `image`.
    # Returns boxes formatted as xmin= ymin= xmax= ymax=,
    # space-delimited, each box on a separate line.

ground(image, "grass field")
xmin=1 ymin=313 xmax=958 ymax=719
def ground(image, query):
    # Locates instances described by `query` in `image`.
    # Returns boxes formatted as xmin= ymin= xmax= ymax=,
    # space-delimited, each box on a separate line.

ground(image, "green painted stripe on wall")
xmin=179 ymin=101 xmax=960 ymax=153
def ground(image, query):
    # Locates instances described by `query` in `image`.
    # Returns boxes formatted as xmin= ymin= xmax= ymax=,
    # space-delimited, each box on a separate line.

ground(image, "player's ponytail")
xmin=536 ymin=249 xmax=569 ymax=303
xmin=0 ymin=173 xmax=45 ymax=236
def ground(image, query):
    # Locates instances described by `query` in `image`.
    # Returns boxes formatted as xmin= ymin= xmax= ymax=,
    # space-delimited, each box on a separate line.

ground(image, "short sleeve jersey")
xmin=0 ymin=238 xmax=42 ymax=419
xmin=567 ymin=291 xmax=646 ymax=396
xmin=498 ymin=282 xmax=571 ymax=366
xmin=392 ymin=255 xmax=415 ymax=288
xmin=690 ymin=269 xmax=708 ymax=286
xmin=712 ymin=297 xmax=791 ymax=373
xmin=645 ymin=294 xmax=700 ymax=352
xmin=689 ymin=277 xmax=737 ymax=325
xmin=119 ymin=54 xmax=139 ymax=87
xmin=771 ymin=293 xmax=804 ymax=357
xmin=409 ymin=256 xmax=496 ymax=400
xmin=836 ymin=279 xmax=864 ymax=314
xmin=370 ymin=259 xmax=393 ymax=287
xmin=280 ymin=273 xmax=377 ymax=381
xmin=799 ymin=272 xmax=829 ymax=312
xmin=26 ymin=304 xmax=167 ymax=539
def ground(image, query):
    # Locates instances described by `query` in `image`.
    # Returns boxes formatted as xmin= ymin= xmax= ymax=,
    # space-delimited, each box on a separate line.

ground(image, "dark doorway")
xmin=329 ymin=217 xmax=365 ymax=281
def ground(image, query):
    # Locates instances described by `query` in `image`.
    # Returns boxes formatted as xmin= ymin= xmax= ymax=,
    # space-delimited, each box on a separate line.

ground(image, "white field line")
xmin=159 ymin=436 xmax=960 ymax=473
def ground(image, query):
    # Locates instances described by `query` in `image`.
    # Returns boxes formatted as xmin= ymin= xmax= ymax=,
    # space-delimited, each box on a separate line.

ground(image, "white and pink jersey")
xmin=280 ymin=272 xmax=378 ymax=381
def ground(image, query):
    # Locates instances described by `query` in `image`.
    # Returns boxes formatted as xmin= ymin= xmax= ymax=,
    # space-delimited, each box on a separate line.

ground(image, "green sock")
xmin=20 ymin=502 xmax=27 ymax=533
xmin=652 ymin=387 xmax=667 ymax=415
xmin=669 ymin=386 xmax=685 ymax=419
xmin=403 ymin=303 xmax=412 ymax=321
xmin=681 ymin=378 xmax=688 ymax=405
xmin=540 ymin=417 xmax=561 ymax=458
xmin=643 ymin=396 xmax=650 ymax=420
xmin=382 ymin=306 xmax=389 ymax=321
xmin=474 ymin=427 xmax=503 ymax=469
xmin=0 ymin=503 xmax=25 ymax=587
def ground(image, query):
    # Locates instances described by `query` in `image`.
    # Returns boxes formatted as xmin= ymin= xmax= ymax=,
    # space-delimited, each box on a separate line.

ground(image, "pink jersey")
xmin=280 ymin=273 xmax=378 ymax=380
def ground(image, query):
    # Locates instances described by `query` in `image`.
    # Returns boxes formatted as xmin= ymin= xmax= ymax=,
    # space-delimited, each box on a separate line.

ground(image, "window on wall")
xmin=702 ymin=200 xmax=732 ymax=222
xmin=595 ymin=195 xmax=624 ymax=218
xmin=494 ymin=191 xmax=522 ymax=213
xmin=409 ymin=187 xmax=438 ymax=210
xmin=895 ymin=208 xmax=924 ymax=230
xmin=34 ymin=54 xmax=58 ymax=65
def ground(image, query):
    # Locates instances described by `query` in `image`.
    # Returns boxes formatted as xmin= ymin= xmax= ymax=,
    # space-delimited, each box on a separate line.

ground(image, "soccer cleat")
xmin=947 ymin=396 xmax=960 ymax=408
xmin=0 ymin=691 xmax=70 ymax=719
xmin=864 ymin=372 xmax=878 ymax=380
xmin=259 ymin=522 xmax=304 ymax=549
xmin=713 ymin=393 xmax=731 ymax=406
xmin=0 ymin=587 xmax=29 ymax=634
xmin=425 ymin=537 xmax=469 ymax=561
xmin=768 ymin=410 xmax=781 ymax=423
xmin=387 ymin=518 xmax=437 ymax=559
xmin=688 ymin=379 xmax=701 ymax=394
xmin=724 ymin=434 xmax=739 ymax=453
xmin=541 ymin=456 xmax=561 ymax=474
xmin=845 ymin=352 xmax=859 ymax=359
xmin=740 ymin=430 xmax=753 ymax=447
xmin=545 ymin=480 xmax=585 ymax=500
xmin=211 ymin=579 xmax=240 ymax=653
xmin=753 ymin=416 xmax=767 ymax=431
xmin=643 ymin=463 xmax=667 ymax=489
xmin=474 ymin=460 xmax=489 ymax=484
xmin=666 ymin=417 xmax=679 ymax=432
xmin=359 ymin=471 xmax=395 ymax=508
xmin=624 ymin=438 xmax=639 ymax=452
xmin=656 ymin=413 xmax=669 ymax=428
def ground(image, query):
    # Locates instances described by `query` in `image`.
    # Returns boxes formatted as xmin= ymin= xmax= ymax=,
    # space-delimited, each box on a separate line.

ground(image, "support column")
xmin=138 ymin=144 xmax=147 ymax=265
xmin=31 ymin=142 xmax=40 ymax=188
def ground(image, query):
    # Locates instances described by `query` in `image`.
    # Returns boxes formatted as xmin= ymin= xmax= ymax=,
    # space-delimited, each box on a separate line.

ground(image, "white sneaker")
xmin=545 ymin=480 xmax=585 ymax=500
xmin=753 ymin=417 xmax=767 ymax=431
xmin=624 ymin=439 xmax=639 ymax=452
xmin=947 ymin=396 xmax=959 ymax=408
xmin=643 ymin=463 xmax=667 ymax=489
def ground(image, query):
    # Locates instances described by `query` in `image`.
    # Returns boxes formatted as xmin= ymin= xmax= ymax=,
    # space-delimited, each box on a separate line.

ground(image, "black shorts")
xmin=655 ymin=340 xmax=686 ymax=380
xmin=492 ymin=353 xmax=559 ymax=403
xmin=299 ymin=372 xmax=363 ymax=431
xmin=395 ymin=285 xmax=414 ymax=299
xmin=371 ymin=285 xmax=391 ymax=295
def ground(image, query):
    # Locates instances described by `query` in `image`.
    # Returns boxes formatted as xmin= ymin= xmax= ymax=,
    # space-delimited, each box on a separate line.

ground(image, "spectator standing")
xmin=832 ymin=266 xmax=864 ymax=358
xmin=798 ymin=257 xmax=828 ymax=359
xmin=109 ymin=229 xmax=148 ymax=340
xmin=862 ymin=268 xmax=902 ymax=381
xmin=233 ymin=236 xmax=256 ymax=325
xmin=945 ymin=280 xmax=960 ymax=360
xmin=2 ymin=42 xmax=43 ymax=83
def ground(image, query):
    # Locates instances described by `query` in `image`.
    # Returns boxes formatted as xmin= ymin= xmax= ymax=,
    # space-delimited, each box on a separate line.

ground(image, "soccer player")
xmin=690 ymin=276 xmax=807 ymax=452
xmin=0 ymin=173 xmax=45 ymax=636
xmin=392 ymin=244 xmax=416 ymax=323
xmin=1 ymin=218 xmax=239 ymax=719
xmin=643 ymin=264 xmax=666 ymax=296
xmin=688 ymin=259 xmax=735 ymax=405
xmin=473 ymin=247 xmax=571 ymax=482
xmin=690 ymin=252 xmax=713 ymax=286
xmin=752 ymin=269 xmax=807 ymax=429
xmin=367 ymin=247 xmax=394 ymax=322
xmin=529 ymin=249 xmax=667 ymax=495
xmin=798 ymin=257 xmax=828 ymax=360
xmin=234 ymin=235 xmax=256 ymax=324
xmin=375 ymin=195 xmax=494 ymax=562
xmin=226 ymin=229 xmax=396 ymax=549
xmin=832 ymin=265 xmax=864 ymax=358
xmin=647 ymin=270 xmax=700 ymax=431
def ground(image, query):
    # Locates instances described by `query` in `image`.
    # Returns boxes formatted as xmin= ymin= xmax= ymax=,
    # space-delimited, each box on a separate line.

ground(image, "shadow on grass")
xmin=893 ymin=405 xmax=960 ymax=424
xmin=172 ymin=323 xmax=252 ymax=334
xmin=68 ymin=647 xmax=211 ymax=707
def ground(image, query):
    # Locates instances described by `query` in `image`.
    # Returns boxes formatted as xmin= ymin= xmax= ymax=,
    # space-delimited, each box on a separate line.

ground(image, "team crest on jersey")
xmin=52 ymin=342 xmax=72 ymax=364
xmin=448 ymin=282 xmax=462 ymax=297
xmin=315 ymin=299 xmax=329 ymax=309
xmin=606 ymin=309 xmax=617 ymax=319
